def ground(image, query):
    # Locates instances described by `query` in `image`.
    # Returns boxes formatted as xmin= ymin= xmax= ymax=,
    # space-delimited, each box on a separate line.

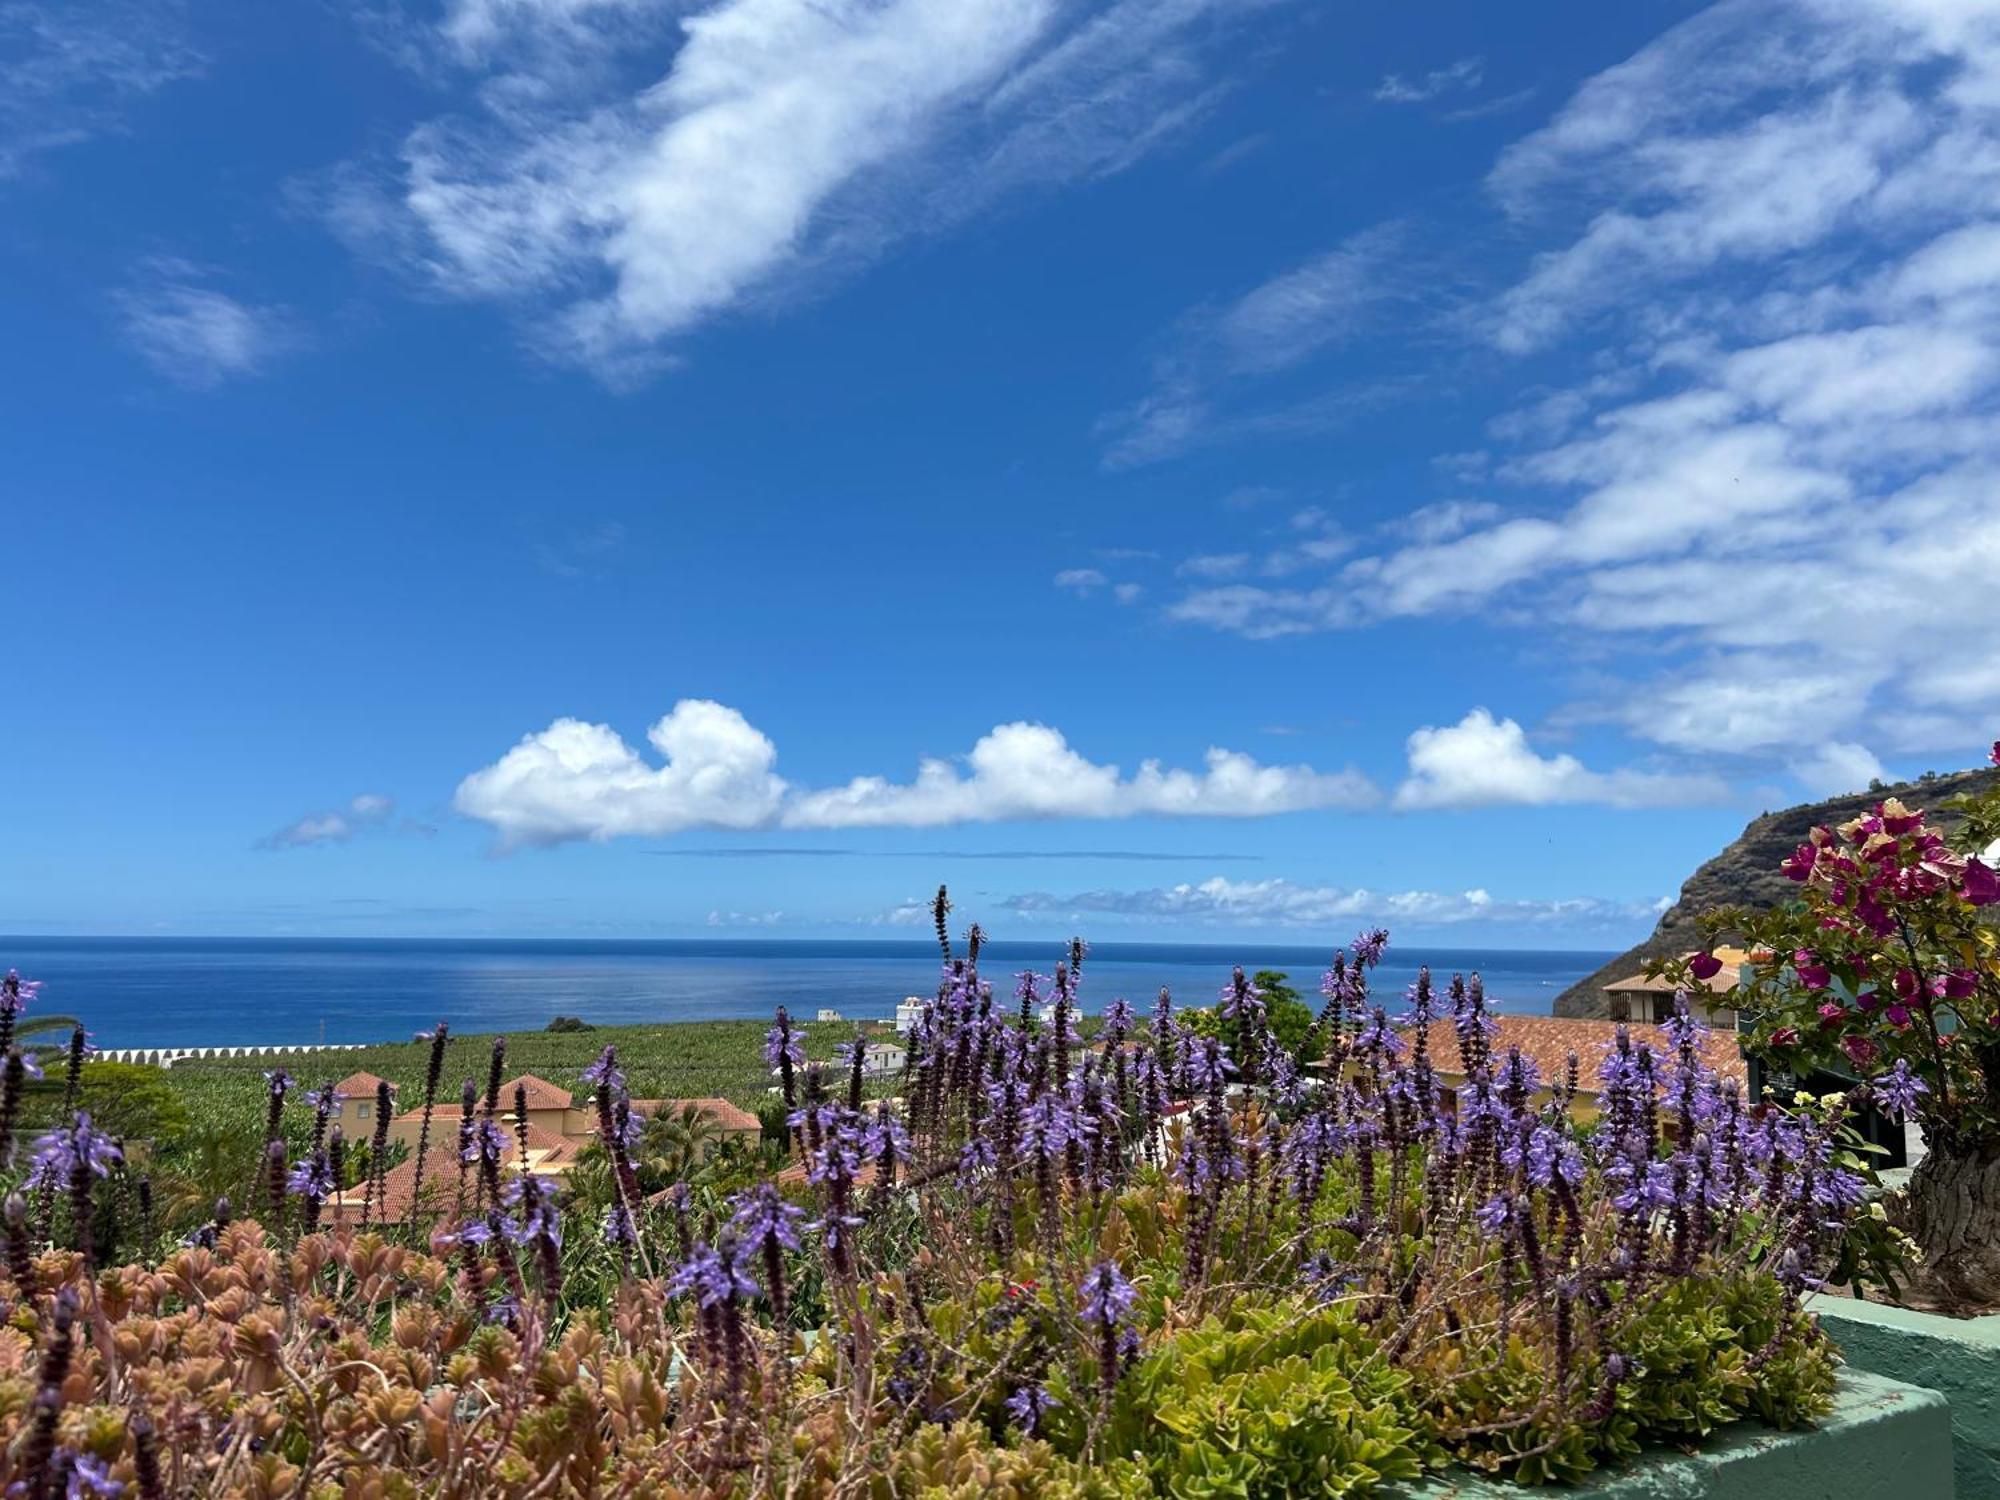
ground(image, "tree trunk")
xmin=1896 ymin=1143 xmax=2000 ymax=1311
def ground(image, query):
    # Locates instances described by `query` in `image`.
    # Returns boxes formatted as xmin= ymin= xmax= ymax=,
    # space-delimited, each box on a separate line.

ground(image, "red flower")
xmin=1841 ymin=1035 xmax=1880 ymax=1069
xmin=1771 ymin=1026 xmax=1799 ymax=1048
xmin=1688 ymin=951 xmax=1724 ymax=981
xmin=1818 ymin=1001 xmax=1845 ymax=1028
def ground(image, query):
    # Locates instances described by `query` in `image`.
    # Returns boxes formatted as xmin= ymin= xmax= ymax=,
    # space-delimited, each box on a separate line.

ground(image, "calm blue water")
xmin=0 ymin=937 xmax=1614 ymax=1048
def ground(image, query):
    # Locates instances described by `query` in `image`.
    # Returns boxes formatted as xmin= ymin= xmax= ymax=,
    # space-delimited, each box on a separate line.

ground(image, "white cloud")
xmin=350 ymin=0 xmax=1289 ymax=375
xmin=1373 ymin=56 xmax=1484 ymax=106
xmin=1154 ymin=0 xmax=2000 ymax=767
xmin=455 ymin=700 xmax=1380 ymax=846
xmin=1098 ymin=224 xmax=1410 ymax=465
xmin=707 ymin=907 xmax=784 ymax=926
xmin=0 ymin=1 xmax=203 ymax=177
xmin=115 ymin=268 xmax=298 ymax=387
xmin=998 ymin=873 xmax=1659 ymax=932
xmin=1112 ymin=581 xmax=1144 ymax=605
xmin=1053 ymin=567 xmax=1109 ymax=593
xmin=455 ymin=699 xmax=789 ymax=846
xmin=1177 ymin=552 xmax=1250 ymax=579
xmin=1394 ymin=709 xmax=1727 ymax=810
xmin=261 ymin=794 xmax=398 ymax=850
xmin=1790 ymin=740 xmax=1887 ymax=796
xmin=785 ymin=725 xmax=1378 ymax=829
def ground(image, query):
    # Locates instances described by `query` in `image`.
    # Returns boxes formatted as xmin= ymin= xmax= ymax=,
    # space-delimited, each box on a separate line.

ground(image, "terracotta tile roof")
xmin=394 ymin=1075 xmax=575 ymax=1126
xmin=332 ymin=1119 xmax=579 ymax=1226
xmin=1418 ymin=1014 xmax=1746 ymax=1092
xmin=507 ymin=1074 xmax=575 ymax=1110
xmin=674 ymin=1097 xmax=761 ymax=1134
xmin=333 ymin=1072 xmax=397 ymax=1099
xmin=1602 ymin=947 xmax=1751 ymax=997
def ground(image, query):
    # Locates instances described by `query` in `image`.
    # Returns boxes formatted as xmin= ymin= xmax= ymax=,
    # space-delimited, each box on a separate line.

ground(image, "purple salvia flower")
xmin=1872 ymin=1059 xmax=1928 ymax=1122
xmin=1078 ymin=1260 xmax=1137 ymax=1326
xmin=1006 ymin=1384 xmax=1058 ymax=1433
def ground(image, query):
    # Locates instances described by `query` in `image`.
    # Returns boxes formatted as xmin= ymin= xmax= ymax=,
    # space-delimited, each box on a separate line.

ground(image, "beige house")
xmin=1412 ymin=1014 xmax=1748 ymax=1124
xmin=336 ymin=1073 xmax=761 ymax=1225
xmin=329 ymin=1072 xmax=398 ymax=1136
xmin=1601 ymin=947 xmax=1750 ymax=1028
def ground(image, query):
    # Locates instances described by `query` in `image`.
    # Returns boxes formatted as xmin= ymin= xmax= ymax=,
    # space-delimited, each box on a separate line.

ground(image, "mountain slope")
xmin=1552 ymin=765 xmax=2000 ymax=1019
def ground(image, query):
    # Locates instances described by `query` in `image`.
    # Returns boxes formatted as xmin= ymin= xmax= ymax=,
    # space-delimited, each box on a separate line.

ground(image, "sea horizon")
xmin=0 ymin=934 xmax=1620 ymax=1049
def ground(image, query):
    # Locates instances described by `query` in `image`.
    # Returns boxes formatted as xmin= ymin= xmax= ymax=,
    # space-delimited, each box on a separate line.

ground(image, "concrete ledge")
xmin=1817 ymin=1294 xmax=2000 ymax=1499
xmin=1394 ymin=1368 xmax=1951 ymax=1499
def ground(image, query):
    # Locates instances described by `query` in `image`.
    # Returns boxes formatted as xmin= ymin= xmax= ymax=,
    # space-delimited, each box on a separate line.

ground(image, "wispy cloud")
xmin=1372 ymin=55 xmax=1483 ymax=105
xmin=1137 ymin=0 xmax=2000 ymax=782
xmin=534 ymin=520 xmax=627 ymax=578
xmin=329 ymin=0 xmax=1296 ymax=379
xmin=648 ymin=847 xmax=1267 ymax=861
xmin=114 ymin=264 xmax=299 ymax=387
xmin=260 ymin=794 xmax=400 ymax=851
xmin=997 ymin=873 xmax=1661 ymax=933
xmin=0 ymin=1 xmax=203 ymax=178
xmin=1098 ymin=224 xmax=1418 ymax=466
xmin=454 ymin=698 xmax=1379 ymax=847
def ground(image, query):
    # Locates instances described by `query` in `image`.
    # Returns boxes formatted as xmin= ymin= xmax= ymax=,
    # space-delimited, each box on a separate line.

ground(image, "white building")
xmin=864 ymin=1041 xmax=907 ymax=1077
xmin=816 ymin=1008 xmax=845 ymax=1023
xmin=895 ymin=997 xmax=927 ymax=1035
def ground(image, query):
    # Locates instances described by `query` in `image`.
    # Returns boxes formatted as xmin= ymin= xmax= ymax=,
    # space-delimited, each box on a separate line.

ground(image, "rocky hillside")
xmin=1552 ymin=765 xmax=2000 ymax=1019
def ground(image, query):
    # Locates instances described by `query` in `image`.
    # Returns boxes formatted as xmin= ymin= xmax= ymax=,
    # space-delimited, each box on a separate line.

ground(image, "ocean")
xmin=0 ymin=937 xmax=1615 ymax=1049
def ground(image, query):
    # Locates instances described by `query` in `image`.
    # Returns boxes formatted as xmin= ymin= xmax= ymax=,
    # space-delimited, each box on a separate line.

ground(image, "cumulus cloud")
xmin=455 ymin=699 xmax=1380 ymax=846
xmin=115 ymin=266 xmax=299 ymax=386
xmin=261 ymin=794 xmax=398 ymax=850
xmin=334 ymin=0 xmax=1292 ymax=376
xmin=1394 ymin=710 xmax=1727 ymax=810
xmin=998 ymin=874 xmax=1660 ymax=932
xmin=454 ymin=700 xmax=789 ymax=846
xmin=787 ymin=722 xmax=1378 ymax=829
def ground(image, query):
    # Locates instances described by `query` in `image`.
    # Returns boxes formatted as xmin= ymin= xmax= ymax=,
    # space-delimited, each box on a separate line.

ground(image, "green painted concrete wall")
xmin=1394 ymin=1368 xmax=1951 ymax=1499
xmin=1817 ymin=1295 xmax=2000 ymax=1500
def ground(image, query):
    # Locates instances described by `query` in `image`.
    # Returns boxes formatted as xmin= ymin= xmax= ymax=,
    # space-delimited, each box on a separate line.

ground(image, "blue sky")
xmin=5 ymin=0 xmax=1997 ymax=945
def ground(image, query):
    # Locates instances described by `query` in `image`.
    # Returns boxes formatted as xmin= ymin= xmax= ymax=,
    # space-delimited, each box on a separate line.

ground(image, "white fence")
xmin=89 ymin=1042 xmax=371 ymax=1070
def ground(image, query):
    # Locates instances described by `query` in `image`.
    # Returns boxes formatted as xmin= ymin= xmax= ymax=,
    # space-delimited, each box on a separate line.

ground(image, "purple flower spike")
xmin=1079 ymin=1260 xmax=1137 ymax=1326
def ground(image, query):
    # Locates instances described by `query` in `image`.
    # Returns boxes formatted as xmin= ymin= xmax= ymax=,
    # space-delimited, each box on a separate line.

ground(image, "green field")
xmin=147 ymin=1015 xmax=897 ymax=1121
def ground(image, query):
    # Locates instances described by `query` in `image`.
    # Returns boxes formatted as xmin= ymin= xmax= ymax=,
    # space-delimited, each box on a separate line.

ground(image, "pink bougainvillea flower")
xmin=1963 ymin=858 xmax=2000 ymax=907
xmin=1793 ymin=950 xmax=1831 ymax=990
xmin=1688 ymin=952 xmax=1724 ymax=981
xmin=1771 ymin=1026 xmax=1799 ymax=1048
xmin=1990 ymin=739 xmax=1999 ymax=767
xmin=1885 ymin=1004 xmax=1912 ymax=1028
xmin=1781 ymin=843 xmax=1818 ymax=881
xmin=1942 ymin=969 xmax=1978 ymax=1000
xmin=1818 ymin=1001 xmax=1846 ymax=1028
xmin=1879 ymin=799 xmax=1923 ymax=836
xmin=1893 ymin=968 xmax=1921 ymax=1002
xmin=1841 ymin=1034 xmax=1880 ymax=1069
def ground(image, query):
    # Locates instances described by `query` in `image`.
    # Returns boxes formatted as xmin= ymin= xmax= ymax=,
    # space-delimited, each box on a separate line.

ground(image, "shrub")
xmin=0 ymin=911 xmax=1856 ymax=1498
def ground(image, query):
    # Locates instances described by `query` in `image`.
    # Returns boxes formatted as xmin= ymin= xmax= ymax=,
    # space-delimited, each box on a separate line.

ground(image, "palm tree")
xmin=635 ymin=1104 xmax=723 ymax=1193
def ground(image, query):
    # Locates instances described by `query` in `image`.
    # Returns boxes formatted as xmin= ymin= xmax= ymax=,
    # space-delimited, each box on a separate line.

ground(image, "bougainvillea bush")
xmin=1682 ymin=750 xmax=2000 ymax=1310
xmin=0 ymin=902 xmax=1856 ymax=1497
